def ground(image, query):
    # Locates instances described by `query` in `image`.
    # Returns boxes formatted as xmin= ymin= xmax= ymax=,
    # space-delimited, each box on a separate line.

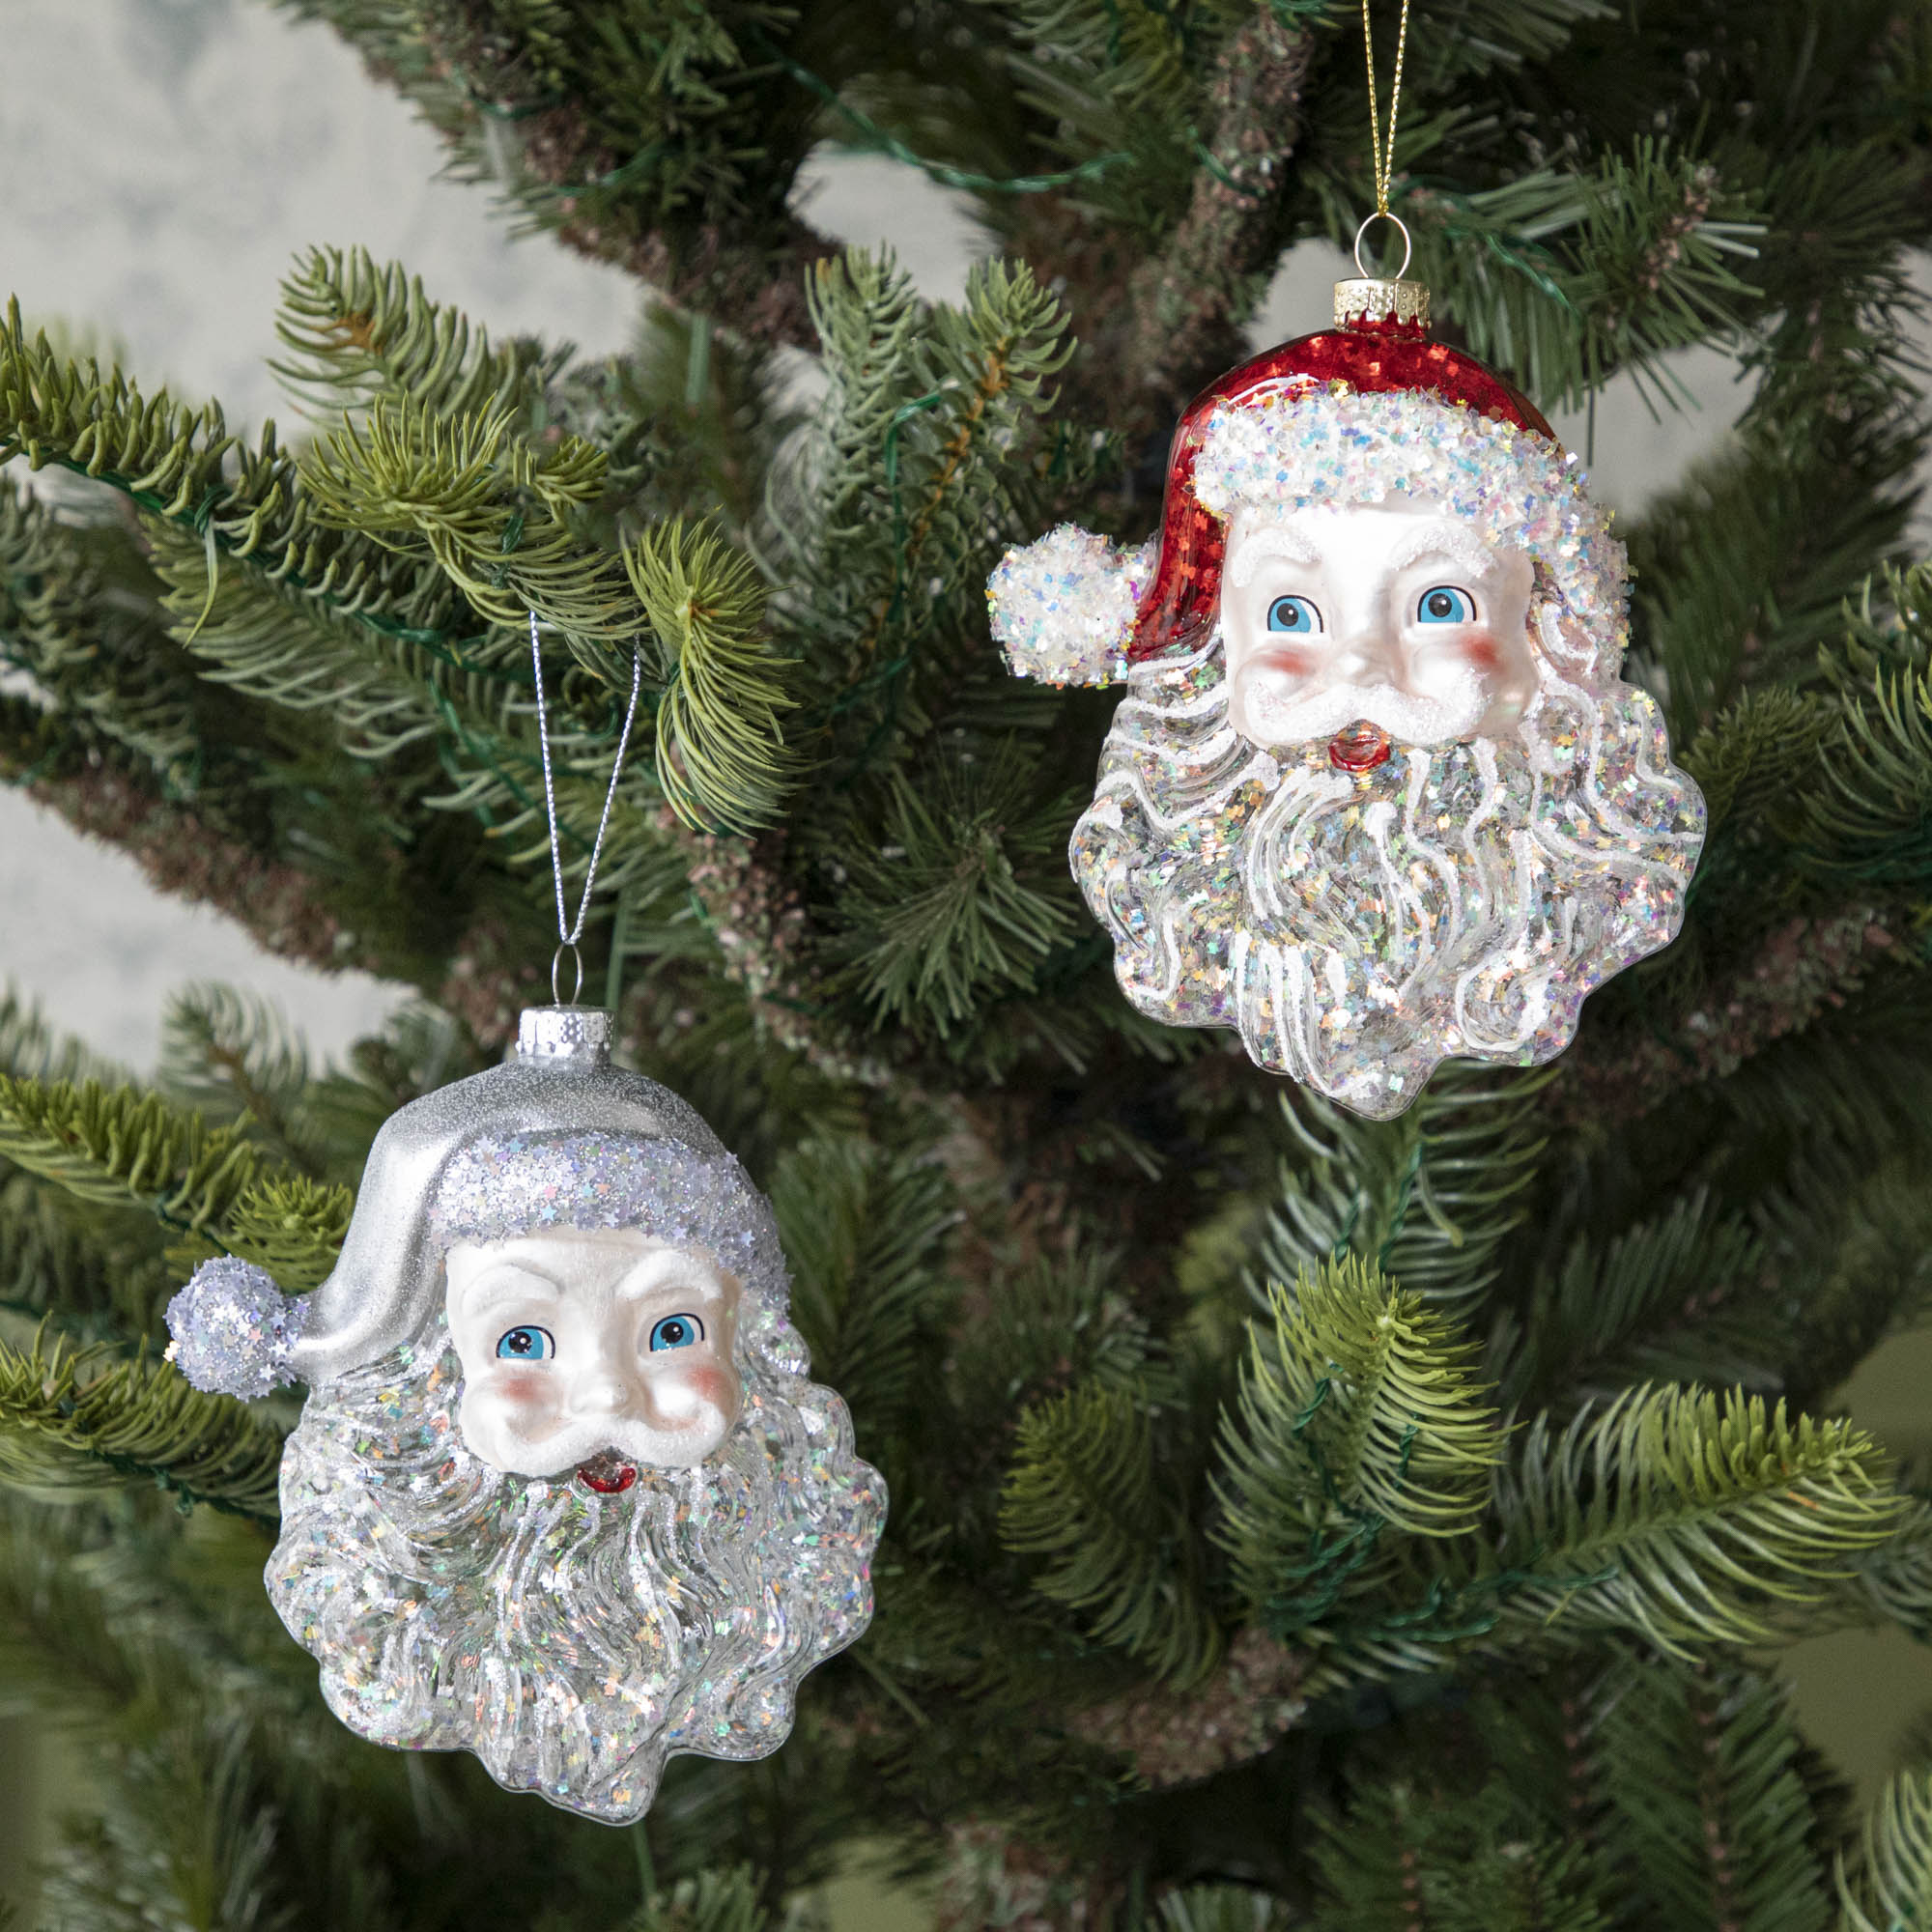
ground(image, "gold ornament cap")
xmin=1334 ymin=276 xmax=1430 ymax=327
xmin=1335 ymin=213 xmax=1430 ymax=328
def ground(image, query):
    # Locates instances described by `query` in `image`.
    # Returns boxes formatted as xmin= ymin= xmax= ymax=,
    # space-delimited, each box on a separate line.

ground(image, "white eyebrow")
xmin=1230 ymin=524 xmax=1321 ymax=586
xmin=458 ymin=1265 xmax=561 ymax=1313
xmin=615 ymin=1248 xmax=729 ymax=1303
xmin=1385 ymin=522 xmax=1505 ymax=581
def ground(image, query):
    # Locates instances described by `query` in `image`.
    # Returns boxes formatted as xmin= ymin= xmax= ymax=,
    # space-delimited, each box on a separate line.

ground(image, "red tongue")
xmin=577 ymin=1452 xmax=638 ymax=1494
xmin=1329 ymin=720 xmax=1393 ymax=772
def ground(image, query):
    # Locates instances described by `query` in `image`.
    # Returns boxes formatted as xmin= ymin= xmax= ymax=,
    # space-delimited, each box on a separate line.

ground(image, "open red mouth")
xmin=576 ymin=1449 xmax=638 ymax=1494
xmin=1329 ymin=720 xmax=1393 ymax=772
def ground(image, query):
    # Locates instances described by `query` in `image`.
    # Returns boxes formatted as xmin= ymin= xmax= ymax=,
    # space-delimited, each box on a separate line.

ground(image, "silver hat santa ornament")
xmin=168 ymin=621 xmax=883 ymax=1824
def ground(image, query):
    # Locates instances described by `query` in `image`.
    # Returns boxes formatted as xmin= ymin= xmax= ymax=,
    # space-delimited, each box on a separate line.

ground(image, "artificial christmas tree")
xmin=1 ymin=0 xmax=1931 ymax=1924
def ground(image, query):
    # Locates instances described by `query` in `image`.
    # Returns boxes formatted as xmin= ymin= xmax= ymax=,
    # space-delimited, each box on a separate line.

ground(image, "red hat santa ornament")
xmin=987 ymin=236 xmax=1705 ymax=1119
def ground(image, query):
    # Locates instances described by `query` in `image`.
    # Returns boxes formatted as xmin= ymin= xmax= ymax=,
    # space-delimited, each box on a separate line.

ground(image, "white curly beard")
xmin=267 ymin=1312 xmax=883 ymax=1823
xmin=1069 ymin=628 xmax=1705 ymax=1119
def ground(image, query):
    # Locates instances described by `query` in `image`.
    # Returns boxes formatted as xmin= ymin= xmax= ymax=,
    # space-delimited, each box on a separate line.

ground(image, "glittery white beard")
xmin=1069 ymin=632 xmax=1704 ymax=1119
xmin=267 ymin=1315 xmax=882 ymax=1823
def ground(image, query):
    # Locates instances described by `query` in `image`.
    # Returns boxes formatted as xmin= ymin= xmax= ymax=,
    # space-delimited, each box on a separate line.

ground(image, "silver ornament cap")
xmin=517 ymin=1004 xmax=612 ymax=1064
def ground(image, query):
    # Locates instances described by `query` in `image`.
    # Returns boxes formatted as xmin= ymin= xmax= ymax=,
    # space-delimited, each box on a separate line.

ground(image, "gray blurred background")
xmin=0 ymin=0 xmax=1924 ymax=1915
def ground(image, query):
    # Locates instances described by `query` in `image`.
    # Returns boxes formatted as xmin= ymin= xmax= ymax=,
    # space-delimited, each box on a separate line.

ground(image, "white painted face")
xmin=444 ymin=1227 xmax=742 ymax=1478
xmin=1220 ymin=502 xmax=1538 ymax=747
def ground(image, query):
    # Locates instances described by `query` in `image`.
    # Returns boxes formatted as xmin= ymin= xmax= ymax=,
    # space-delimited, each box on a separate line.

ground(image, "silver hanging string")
xmin=529 ymin=611 xmax=645 ymax=1006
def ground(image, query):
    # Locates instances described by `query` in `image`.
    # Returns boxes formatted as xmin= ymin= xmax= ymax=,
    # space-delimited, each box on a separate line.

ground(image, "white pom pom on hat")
xmin=986 ymin=525 xmax=1153 ymax=687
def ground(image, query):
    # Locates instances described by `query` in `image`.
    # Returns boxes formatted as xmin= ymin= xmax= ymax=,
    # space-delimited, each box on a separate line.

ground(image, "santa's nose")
xmin=571 ymin=1373 xmax=636 ymax=1418
xmin=1330 ymin=620 xmax=1406 ymax=690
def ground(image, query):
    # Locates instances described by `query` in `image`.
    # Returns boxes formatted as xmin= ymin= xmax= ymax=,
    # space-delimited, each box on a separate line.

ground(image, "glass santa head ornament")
xmin=988 ymin=248 xmax=1705 ymax=1119
xmin=166 ymin=1005 xmax=883 ymax=1823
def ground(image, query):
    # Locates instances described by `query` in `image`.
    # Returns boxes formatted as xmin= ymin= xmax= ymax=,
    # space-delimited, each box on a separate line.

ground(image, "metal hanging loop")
xmin=1353 ymin=211 xmax=1412 ymax=282
xmin=529 ymin=612 xmax=644 ymax=1002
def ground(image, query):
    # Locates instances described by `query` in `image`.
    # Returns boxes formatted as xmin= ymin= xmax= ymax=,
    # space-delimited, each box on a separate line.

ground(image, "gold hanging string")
xmin=1360 ymin=0 xmax=1412 ymax=220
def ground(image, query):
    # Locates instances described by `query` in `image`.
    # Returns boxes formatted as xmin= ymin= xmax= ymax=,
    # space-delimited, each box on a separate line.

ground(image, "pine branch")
xmin=626 ymin=517 xmax=796 ymax=831
xmin=1214 ymin=1259 xmax=1502 ymax=1633
xmin=632 ymin=1865 xmax=771 ymax=1932
xmin=1795 ymin=657 xmax=1932 ymax=889
xmin=1598 ymin=1662 xmax=1832 ymax=1932
xmin=1492 ymin=1388 xmax=1904 ymax=1654
xmin=0 ymin=1073 xmax=350 ymax=1289
xmin=829 ymin=740 xmax=1085 ymax=1041
xmin=1495 ymin=1192 xmax=1776 ymax=1415
xmin=1122 ymin=9 xmax=1314 ymax=413
xmin=1158 ymin=1884 xmax=1293 ymax=1931
xmin=669 ymin=818 xmax=894 ymax=1085
xmin=158 ymin=984 xmax=326 ymax=1177
xmin=272 ymin=243 xmax=560 ymax=423
xmin=0 ymin=1331 xmax=283 ymax=1521
xmin=766 ymin=1134 xmax=956 ymax=1443
xmin=1629 ymin=418 xmax=1920 ymax=740
xmin=3 ymin=750 xmax=351 ymax=965
xmin=276 ymin=0 xmax=835 ymax=348
xmin=1002 ymin=1378 xmax=1225 ymax=1685
xmin=1260 ymin=1069 xmax=1549 ymax=1318
xmin=0 ymin=478 xmax=206 ymax=790
xmin=779 ymin=251 xmax=1077 ymax=753
xmin=0 ymin=987 xmax=128 ymax=1088
xmin=1404 ymin=138 xmax=1764 ymax=411
xmin=0 ymin=1173 xmax=156 ymax=1334
xmin=1551 ymin=908 xmax=1908 ymax=1123
xmin=1309 ymin=1760 xmax=1614 ymax=1932
xmin=1 ymin=735 xmax=545 ymax=1053
xmin=1064 ymin=1625 xmax=1304 ymax=1789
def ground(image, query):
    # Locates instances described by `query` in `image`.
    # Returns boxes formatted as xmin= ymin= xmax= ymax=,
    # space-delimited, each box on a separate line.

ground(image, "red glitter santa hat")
xmin=988 ymin=266 xmax=1624 ymax=689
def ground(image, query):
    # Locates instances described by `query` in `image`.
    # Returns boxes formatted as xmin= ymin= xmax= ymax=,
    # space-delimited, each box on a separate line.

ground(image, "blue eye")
xmin=496 ymin=1325 xmax=554 ymax=1361
xmin=1417 ymin=585 xmax=1475 ymax=624
xmin=1266 ymin=595 xmax=1322 ymax=634
xmin=649 ymin=1314 xmax=704 ymax=1352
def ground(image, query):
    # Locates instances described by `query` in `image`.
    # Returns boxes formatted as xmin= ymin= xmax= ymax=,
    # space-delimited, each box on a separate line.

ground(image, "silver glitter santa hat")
xmin=167 ymin=1007 xmax=780 ymax=1397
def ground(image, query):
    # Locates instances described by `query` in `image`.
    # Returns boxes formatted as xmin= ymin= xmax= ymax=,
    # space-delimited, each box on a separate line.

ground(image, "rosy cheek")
xmin=684 ymin=1365 xmax=735 ymax=1407
xmin=659 ymin=1364 xmax=736 ymax=1420
xmin=488 ymin=1369 xmax=556 ymax=1410
xmin=1251 ymin=644 xmax=1317 ymax=678
xmin=1459 ymin=635 xmax=1501 ymax=673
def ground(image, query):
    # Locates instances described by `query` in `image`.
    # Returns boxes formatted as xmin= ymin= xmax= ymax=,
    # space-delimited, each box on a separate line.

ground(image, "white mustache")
xmin=479 ymin=1404 xmax=732 ymax=1479
xmin=1240 ymin=671 xmax=1488 ymax=747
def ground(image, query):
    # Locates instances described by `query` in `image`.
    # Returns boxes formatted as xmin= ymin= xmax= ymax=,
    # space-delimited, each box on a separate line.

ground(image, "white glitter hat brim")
xmin=1192 ymin=385 xmax=1628 ymax=679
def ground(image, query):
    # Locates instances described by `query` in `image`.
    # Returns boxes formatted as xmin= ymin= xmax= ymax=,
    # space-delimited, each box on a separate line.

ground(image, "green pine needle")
xmin=766 ymin=1135 xmax=955 ymax=1443
xmin=0 ymin=1073 xmax=349 ymax=1286
xmin=632 ymin=1864 xmax=772 ymax=1932
xmin=1598 ymin=1661 xmax=1832 ymax=1932
xmin=271 ymin=244 xmax=559 ymax=424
